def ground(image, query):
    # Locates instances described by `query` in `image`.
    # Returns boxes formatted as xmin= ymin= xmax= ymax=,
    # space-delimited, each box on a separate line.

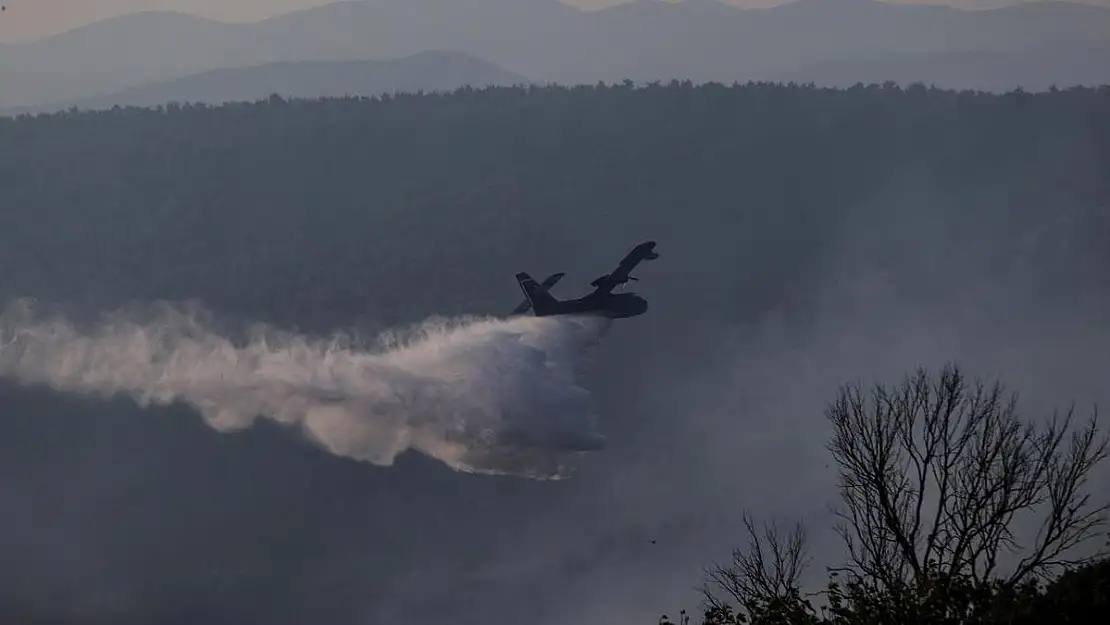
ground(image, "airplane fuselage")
xmin=540 ymin=292 xmax=648 ymax=319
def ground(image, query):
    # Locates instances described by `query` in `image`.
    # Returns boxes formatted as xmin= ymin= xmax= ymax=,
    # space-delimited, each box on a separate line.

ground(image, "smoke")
xmin=0 ymin=298 xmax=612 ymax=480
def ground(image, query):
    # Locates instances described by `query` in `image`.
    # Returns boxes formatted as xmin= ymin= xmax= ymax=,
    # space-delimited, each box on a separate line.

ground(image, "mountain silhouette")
xmin=2 ymin=0 xmax=1109 ymax=109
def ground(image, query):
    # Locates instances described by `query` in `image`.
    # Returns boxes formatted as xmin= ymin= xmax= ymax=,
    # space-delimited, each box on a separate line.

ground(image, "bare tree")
xmin=702 ymin=512 xmax=814 ymax=622
xmin=826 ymin=363 xmax=1109 ymax=591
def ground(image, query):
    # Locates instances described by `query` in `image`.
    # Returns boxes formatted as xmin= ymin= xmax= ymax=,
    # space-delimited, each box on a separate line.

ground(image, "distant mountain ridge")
xmin=4 ymin=51 xmax=527 ymax=115
xmin=2 ymin=0 xmax=1109 ymax=109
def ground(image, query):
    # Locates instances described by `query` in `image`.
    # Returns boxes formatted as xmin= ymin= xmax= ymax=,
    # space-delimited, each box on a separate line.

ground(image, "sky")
xmin=0 ymin=0 xmax=1089 ymax=44
xmin=0 ymin=0 xmax=338 ymax=42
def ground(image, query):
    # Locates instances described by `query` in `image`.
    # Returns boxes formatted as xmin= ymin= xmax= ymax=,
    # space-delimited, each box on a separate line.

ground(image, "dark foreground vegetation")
xmin=1 ymin=82 xmax=1109 ymax=625
xmin=664 ymin=364 xmax=1109 ymax=625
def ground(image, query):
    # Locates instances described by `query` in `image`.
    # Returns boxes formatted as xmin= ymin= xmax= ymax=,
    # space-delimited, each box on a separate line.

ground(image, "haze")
xmin=3 ymin=0 xmax=1108 ymax=42
xmin=1 ymin=1 xmax=1108 ymax=625
xmin=6 ymin=0 xmax=1110 ymax=112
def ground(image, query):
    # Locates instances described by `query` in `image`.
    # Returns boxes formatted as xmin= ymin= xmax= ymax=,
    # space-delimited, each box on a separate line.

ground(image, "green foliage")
xmin=677 ymin=554 xmax=1110 ymax=625
xmin=1028 ymin=556 xmax=1110 ymax=623
xmin=822 ymin=565 xmax=1043 ymax=625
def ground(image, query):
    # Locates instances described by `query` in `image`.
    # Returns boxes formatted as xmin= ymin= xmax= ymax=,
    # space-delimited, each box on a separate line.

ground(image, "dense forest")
xmin=1 ymin=82 xmax=1109 ymax=625
xmin=3 ymin=82 xmax=1109 ymax=327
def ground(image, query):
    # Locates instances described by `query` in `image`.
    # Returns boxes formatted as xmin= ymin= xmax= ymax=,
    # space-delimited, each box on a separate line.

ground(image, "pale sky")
xmin=9 ymin=0 xmax=774 ymax=44
xmin=0 ymin=0 xmax=1083 ymax=44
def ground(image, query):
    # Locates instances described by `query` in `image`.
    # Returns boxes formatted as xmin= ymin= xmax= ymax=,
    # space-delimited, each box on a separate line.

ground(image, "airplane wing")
xmin=588 ymin=241 xmax=658 ymax=295
xmin=510 ymin=272 xmax=565 ymax=314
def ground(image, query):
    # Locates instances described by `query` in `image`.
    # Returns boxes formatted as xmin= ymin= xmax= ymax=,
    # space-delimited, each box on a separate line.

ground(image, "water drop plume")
xmin=0 ymin=298 xmax=614 ymax=479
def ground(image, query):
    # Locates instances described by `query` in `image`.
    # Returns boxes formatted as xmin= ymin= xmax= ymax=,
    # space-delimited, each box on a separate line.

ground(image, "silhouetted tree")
xmin=702 ymin=514 xmax=817 ymax=624
xmin=693 ymin=364 xmax=1109 ymax=625
xmin=1025 ymin=554 xmax=1110 ymax=622
xmin=827 ymin=364 xmax=1108 ymax=591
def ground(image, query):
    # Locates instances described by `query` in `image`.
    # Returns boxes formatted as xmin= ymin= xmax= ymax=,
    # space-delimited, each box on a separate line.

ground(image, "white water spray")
xmin=0 ymin=299 xmax=612 ymax=479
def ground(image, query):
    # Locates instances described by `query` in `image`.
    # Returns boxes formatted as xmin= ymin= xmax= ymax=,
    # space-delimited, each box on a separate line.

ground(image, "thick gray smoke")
xmin=0 ymin=298 xmax=612 ymax=479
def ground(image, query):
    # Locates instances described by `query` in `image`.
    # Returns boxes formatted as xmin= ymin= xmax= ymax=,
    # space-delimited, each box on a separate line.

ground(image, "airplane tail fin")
xmin=510 ymin=272 xmax=565 ymax=315
xmin=516 ymin=272 xmax=559 ymax=315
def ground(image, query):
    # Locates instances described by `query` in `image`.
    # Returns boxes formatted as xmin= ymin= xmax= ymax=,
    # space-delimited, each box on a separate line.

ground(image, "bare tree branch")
xmin=825 ymin=363 xmax=1109 ymax=591
xmin=702 ymin=512 xmax=811 ymax=619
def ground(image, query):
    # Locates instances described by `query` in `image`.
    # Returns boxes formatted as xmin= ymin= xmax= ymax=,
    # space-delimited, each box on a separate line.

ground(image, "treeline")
xmin=662 ymin=364 xmax=1110 ymax=625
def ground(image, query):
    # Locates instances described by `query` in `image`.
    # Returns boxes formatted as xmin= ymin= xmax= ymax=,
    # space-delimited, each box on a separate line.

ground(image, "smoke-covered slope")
xmin=1 ymin=83 xmax=1109 ymax=624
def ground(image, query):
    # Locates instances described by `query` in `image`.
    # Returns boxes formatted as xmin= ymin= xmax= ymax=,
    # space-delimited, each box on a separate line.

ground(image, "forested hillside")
xmin=3 ymin=82 xmax=1108 ymax=327
xmin=1 ymin=82 xmax=1109 ymax=625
